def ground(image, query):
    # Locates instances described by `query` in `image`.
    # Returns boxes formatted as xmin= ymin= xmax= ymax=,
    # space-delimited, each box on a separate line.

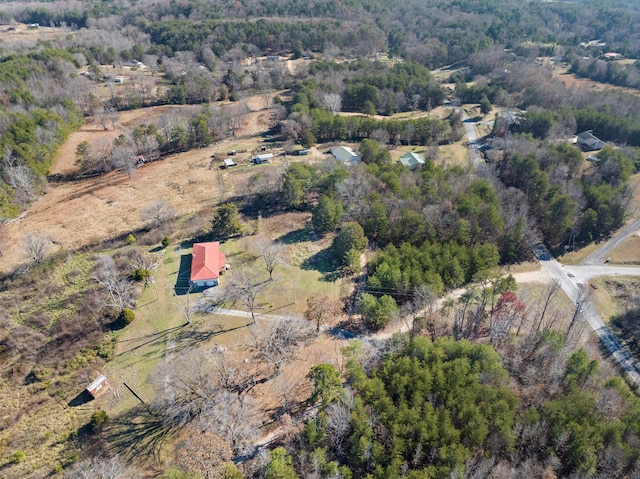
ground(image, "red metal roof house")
xmin=190 ymin=242 xmax=226 ymax=288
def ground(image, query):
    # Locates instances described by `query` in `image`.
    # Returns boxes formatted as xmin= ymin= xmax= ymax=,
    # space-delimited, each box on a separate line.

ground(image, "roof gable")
xmin=331 ymin=146 xmax=360 ymax=163
xmin=190 ymin=242 xmax=226 ymax=282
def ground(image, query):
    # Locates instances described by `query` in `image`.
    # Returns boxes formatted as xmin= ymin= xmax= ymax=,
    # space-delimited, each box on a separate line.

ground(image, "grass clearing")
xmin=588 ymin=277 xmax=623 ymax=322
xmin=608 ymin=236 xmax=640 ymax=264
xmin=558 ymin=241 xmax=600 ymax=265
xmin=438 ymin=144 xmax=469 ymax=168
xmin=105 ymin=212 xmax=345 ymax=419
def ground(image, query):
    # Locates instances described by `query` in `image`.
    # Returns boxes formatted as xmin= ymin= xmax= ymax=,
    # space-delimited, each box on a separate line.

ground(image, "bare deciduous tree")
xmin=256 ymin=238 xmax=288 ymax=280
xmin=246 ymin=316 xmax=315 ymax=375
xmin=201 ymin=390 xmax=260 ymax=455
xmin=226 ymin=268 xmax=268 ymax=324
xmin=320 ymin=92 xmax=342 ymax=112
xmin=5 ymin=163 xmax=39 ymax=205
xmin=305 ymin=294 xmax=342 ymax=332
xmin=324 ymin=393 xmax=355 ymax=458
xmin=110 ymin=144 xmax=136 ymax=178
xmin=23 ymin=232 xmax=52 ymax=264
xmin=154 ymin=349 xmax=219 ymax=426
xmin=531 ymin=279 xmax=562 ymax=334
xmin=92 ymin=254 xmax=134 ymax=311
xmin=65 ymin=455 xmax=136 ymax=479
xmin=140 ymin=199 xmax=176 ymax=229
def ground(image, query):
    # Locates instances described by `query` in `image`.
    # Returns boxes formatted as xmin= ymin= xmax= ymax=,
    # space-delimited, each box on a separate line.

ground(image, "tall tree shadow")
xmin=277 ymin=228 xmax=312 ymax=244
xmin=611 ymin=309 xmax=640 ymax=357
xmin=104 ymin=405 xmax=175 ymax=463
xmin=171 ymin=322 xmax=251 ymax=354
xmin=301 ymin=246 xmax=341 ymax=282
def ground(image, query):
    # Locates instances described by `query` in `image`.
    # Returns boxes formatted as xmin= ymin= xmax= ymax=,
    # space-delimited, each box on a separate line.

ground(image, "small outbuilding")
xmin=399 ymin=152 xmax=426 ymax=170
xmin=292 ymin=149 xmax=311 ymax=156
xmin=253 ymin=153 xmax=273 ymax=164
xmin=222 ymin=158 xmax=237 ymax=168
xmin=190 ymin=242 xmax=227 ymax=288
xmin=86 ymin=375 xmax=111 ymax=399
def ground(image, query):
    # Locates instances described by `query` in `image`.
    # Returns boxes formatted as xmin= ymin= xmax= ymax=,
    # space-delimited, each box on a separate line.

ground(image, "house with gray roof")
xmin=330 ymin=146 xmax=360 ymax=165
xmin=577 ymin=130 xmax=605 ymax=151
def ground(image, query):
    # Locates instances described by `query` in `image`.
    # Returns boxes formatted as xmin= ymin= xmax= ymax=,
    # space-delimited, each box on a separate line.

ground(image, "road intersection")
xmin=461 ymin=110 xmax=640 ymax=387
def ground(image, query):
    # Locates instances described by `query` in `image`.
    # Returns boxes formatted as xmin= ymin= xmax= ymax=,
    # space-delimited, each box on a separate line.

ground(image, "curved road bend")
xmin=458 ymin=111 xmax=640 ymax=387
xmin=582 ymin=216 xmax=640 ymax=266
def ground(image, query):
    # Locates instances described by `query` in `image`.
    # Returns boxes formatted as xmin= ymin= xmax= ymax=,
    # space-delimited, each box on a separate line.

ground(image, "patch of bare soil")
xmin=0 ymin=95 xmax=281 ymax=274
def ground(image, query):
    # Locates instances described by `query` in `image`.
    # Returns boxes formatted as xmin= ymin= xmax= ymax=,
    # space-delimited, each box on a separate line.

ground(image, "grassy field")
xmin=104 ymin=210 xmax=344 ymax=415
xmin=608 ymin=236 xmax=640 ymax=264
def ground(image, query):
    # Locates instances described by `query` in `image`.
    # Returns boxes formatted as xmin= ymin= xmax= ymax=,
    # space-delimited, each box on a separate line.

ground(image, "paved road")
xmin=456 ymin=108 xmax=640 ymax=387
xmin=536 ymin=227 xmax=640 ymax=388
xmin=540 ymin=259 xmax=640 ymax=386
xmin=582 ymin=216 xmax=640 ymax=265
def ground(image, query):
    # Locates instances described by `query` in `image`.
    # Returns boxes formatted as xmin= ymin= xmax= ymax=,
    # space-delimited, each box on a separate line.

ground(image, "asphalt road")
xmin=456 ymin=108 xmax=640 ymax=387
xmin=582 ymin=216 xmax=640 ymax=265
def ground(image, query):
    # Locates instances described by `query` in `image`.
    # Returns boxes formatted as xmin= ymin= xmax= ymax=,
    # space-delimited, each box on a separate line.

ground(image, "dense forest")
xmin=3 ymin=0 xmax=640 ymax=477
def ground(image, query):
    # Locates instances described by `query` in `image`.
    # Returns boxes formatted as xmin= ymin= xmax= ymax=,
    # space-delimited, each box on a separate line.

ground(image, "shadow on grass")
xmin=116 ymin=325 xmax=185 ymax=356
xmin=105 ymin=405 xmax=175 ymax=463
xmin=301 ymin=247 xmax=341 ymax=282
xmin=68 ymin=389 xmax=94 ymax=407
xmin=174 ymin=254 xmax=192 ymax=295
xmin=171 ymin=322 xmax=251 ymax=354
xmin=278 ymin=228 xmax=312 ymax=244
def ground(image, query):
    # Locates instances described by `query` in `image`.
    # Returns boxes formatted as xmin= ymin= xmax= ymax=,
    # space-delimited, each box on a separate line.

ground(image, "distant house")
xmin=330 ymin=146 xmax=360 ymax=165
xmin=86 ymin=375 xmax=111 ymax=399
xmin=577 ymin=130 xmax=606 ymax=151
xmin=603 ymin=52 xmax=622 ymax=60
xmin=399 ymin=152 xmax=426 ymax=170
xmin=190 ymin=242 xmax=227 ymax=288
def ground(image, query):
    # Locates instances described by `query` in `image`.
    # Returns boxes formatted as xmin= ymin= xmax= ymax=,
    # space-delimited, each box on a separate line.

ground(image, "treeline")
xmin=73 ymin=105 xmax=247 ymax=177
xmin=285 ymin=334 xmax=640 ymax=479
xmin=0 ymin=49 xmax=84 ymax=217
xmin=283 ymin=79 xmax=462 ymax=146
xmin=6 ymin=0 xmax=640 ymax=71
xmin=570 ymin=57 xmax=640 ymax=91
xmin=143 ymin=18 xmax=383 ymax=58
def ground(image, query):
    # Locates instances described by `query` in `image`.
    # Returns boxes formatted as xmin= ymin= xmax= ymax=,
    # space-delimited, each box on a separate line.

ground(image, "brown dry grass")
xmin=1 ymin=96 xmax=284 ymax=275
xmin=608 ymin=236 xmax=640 ymax=264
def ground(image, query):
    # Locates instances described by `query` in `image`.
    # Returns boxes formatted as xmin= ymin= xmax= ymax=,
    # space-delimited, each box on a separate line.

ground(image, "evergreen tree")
xmin=312 ymin=195 xmax=343 ymax=234
xmin=211 ymin=203 xmax=242 ymax=238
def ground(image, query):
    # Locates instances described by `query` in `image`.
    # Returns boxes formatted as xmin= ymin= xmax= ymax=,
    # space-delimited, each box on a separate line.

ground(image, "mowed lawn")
xmin=106 ymin=212 xmax=344 ymax=415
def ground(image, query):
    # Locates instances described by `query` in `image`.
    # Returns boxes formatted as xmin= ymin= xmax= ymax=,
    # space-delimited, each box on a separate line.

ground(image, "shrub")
xmin=161 ymin=236 xmax=171 ymax=248
xmin=118 ymin=308 xmax=135 ymax=327
xmin=130 ymin=268 xmax=151 ymax=282
xmin=89 ymin=410 xmax=109 ymax=432
xmin=11 ymin=450 xmax=26 ymax=464
xmin=126 ymin=233 xmax=137 ymax=245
